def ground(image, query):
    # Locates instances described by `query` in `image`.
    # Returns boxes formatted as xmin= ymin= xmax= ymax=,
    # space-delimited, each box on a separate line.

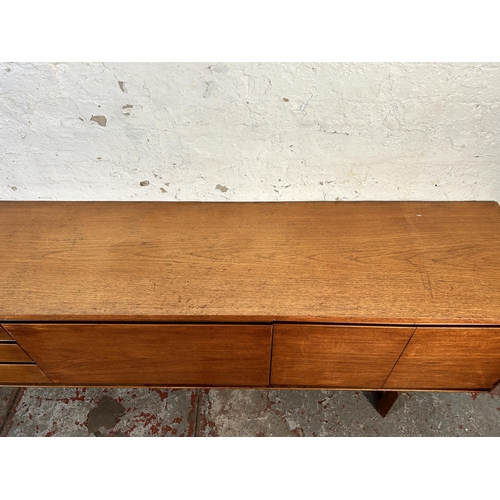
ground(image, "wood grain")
xmin=0 ymin=364 xmax=52 ymax=385
xmin=1 ymin=201 xmax=500 ymax=324
xmin=0 ymin=344 xmax=32 ymax=363
xmin=384 ymin=327 xmax=500 ymax=390
xmin=271 ymin=324 xmax=415 ymax=388
xmin=5 ymin=323 xmax=272 ymax=386
xmin=0 ymin=325 xmax=12 ymax=341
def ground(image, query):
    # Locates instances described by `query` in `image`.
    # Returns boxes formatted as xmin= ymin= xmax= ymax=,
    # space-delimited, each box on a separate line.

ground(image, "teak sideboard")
xmin=1 ymin=201 xmax=500 ymax=416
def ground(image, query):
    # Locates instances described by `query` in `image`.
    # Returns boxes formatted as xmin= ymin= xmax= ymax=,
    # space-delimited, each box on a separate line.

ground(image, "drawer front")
xmin=0 ymin=343 xmax=32 ymax=363
xmin=0 ymin=326 xmax=12 ymax=341
xmin=0 ymin=364 xmax=52 ymax=385
xmin=3 ymin=323 xmax=272 ymax=387
xmin=384 ymin=327 xmax=500 ymax=390
xmin=271 ymin=324 xmax=415 ymax=389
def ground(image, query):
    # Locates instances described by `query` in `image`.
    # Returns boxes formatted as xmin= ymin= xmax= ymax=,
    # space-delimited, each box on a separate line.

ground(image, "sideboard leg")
xmin=373 ymin=391 xmax=399 ymax=417
xmin=489 ymin=379 xmax=500 ymax=397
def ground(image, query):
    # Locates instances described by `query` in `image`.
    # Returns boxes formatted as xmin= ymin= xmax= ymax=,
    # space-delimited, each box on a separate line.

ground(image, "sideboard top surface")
xmin=1 ymin=201 xmax=499 ymax=324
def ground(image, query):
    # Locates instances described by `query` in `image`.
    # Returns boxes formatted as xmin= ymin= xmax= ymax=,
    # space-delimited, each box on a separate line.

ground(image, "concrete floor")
xmin=1 ymin=387 xmax=499 ymax=436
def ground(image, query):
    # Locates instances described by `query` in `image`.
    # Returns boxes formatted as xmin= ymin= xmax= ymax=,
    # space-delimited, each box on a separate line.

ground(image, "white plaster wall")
xmin=0 ymin=62 xmax=499 ymax=201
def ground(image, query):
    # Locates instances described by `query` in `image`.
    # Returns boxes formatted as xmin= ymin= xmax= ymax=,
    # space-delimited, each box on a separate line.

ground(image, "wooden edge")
xmin=2 ymin=318 xmax=500 ymax=326
xmin=0 ymin=383 xmax=487 ymax=392
xmin=270 ymin=385 xmax=490 ymax=393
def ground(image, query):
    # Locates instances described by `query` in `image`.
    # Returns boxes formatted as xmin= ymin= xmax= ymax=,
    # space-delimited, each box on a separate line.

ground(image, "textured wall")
xmin=1 ymin=62 xmax=499 ymax=201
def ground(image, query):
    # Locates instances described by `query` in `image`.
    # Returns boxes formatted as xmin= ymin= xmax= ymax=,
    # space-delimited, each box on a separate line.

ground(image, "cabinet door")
xmin=271 ymin=324 xmax=415 ymax=389
xmin=3 ymin=323 xmax=272 ymax=387
xmin=384 ymin=327 xmax=500 ymax=390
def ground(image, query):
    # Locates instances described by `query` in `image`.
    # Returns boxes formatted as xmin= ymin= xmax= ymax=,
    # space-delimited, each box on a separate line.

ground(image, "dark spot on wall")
xmin=118 ymin=81 xmax=127 ymax=93
xmin=86 ymin=396 xmax=126 ymax=436
xmin=90 ymin=115 xmax=107 ymax=127
xmin=10 ymin=186 xmax=17 ymax=191
xmin=124 ymin=113 xmax=130 ymax=116
xmin=283 ymin=97 xmax=289 ymax=102
xmin=160 ymin=187 xmax=167 ymax=193
xmin=122 ymin=104 xmax=133 ymax=109
xmin=97 ymin=157 xmax=102 ymax=160
xmin=215 ymin=184 xmax=228 ymax=193
xmin=140 ymin=180 xmax=150 ymax=186
xmin=78 ymin=117 xmax=84 ymax=121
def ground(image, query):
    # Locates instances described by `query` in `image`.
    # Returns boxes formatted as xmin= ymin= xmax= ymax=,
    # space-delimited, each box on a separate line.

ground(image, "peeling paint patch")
xmin=4 ymin=388 xmax=198 ymax=437
xmin=122 ymin=104 xmax=133 ymax=109
xmin=140 ymin=180 xmax=150 ymax=186
xmin=86 ymin=396 xmax=125 ymax=436
xmin=215 ymin=184 xmax=228 ymax=193
xmin=90 ymin=115 xmax=107 ymax=127
xmin=118 ymin=81 xmax=127 ymax=93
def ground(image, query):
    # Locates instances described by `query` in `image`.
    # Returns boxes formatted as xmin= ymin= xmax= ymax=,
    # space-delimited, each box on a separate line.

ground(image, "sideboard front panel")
xmin=384 ymin=327 xmax=500 ymax=390
xmin=4 ymin=323 xmax=272 ymax=387
xmin=271 ymin=324 xmax=415 ymax=389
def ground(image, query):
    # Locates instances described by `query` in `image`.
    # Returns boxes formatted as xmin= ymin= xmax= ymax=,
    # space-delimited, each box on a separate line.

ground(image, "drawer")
xmin=0 ymin=326 xmax=12 ymax=341
xmin=0 ymin=364 xmax=52 ymax=385
xmin=0 ymin=343 xmax=32 ymax=363
xmin=384 ymin=327 xmax=500 ymax=390
xmin=271 ymin=324 xmax=415 ymax=389
xmin=3 ymin=323 xmax=272 ymax=387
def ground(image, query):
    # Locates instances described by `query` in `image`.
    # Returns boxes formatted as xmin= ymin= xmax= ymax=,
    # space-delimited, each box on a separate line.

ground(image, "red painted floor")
xmin=1 ymin=387 xmax=499 ymax=436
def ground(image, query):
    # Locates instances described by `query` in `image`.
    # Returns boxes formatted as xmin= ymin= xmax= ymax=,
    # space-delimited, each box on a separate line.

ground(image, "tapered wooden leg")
xmin=489 ymin=379 xmax=500 ymax=397
xmin=373 ymin=391 xmax=399 ymax=417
